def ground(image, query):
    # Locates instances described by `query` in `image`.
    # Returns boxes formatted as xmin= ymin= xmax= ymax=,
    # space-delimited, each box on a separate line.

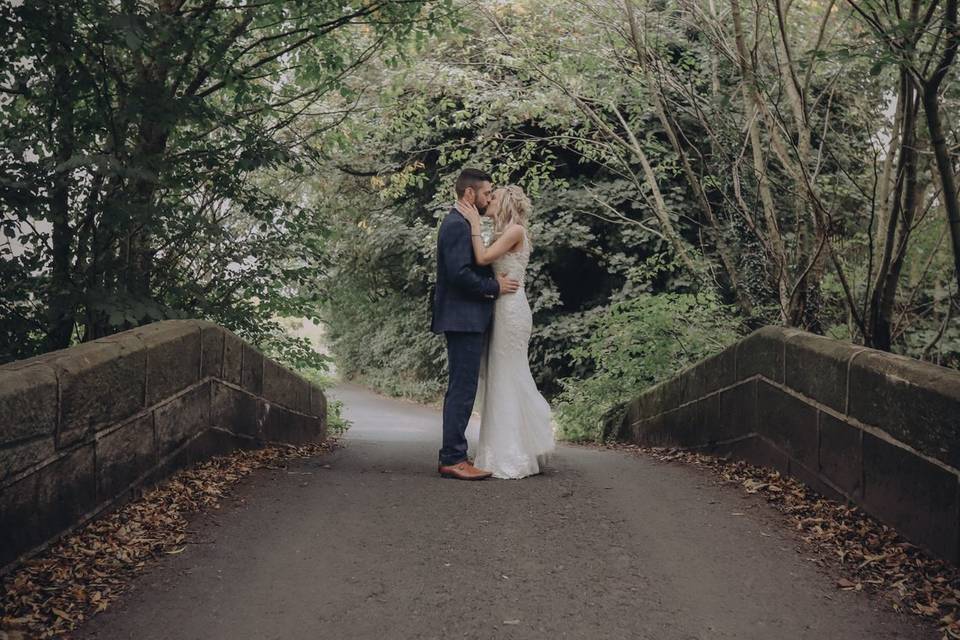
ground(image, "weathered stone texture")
xmin=241 ymin=344 xmax=264 ymax=395
xmin=200 ymin=322 xmax=225 ymax=379
xmin=54 ymin=337 xmax=146 ymax=447
xmin=0 ymin=320 xmax=329 ymax=573
xmin=682 ymin=349 xmax=736 ymax=400
xmin=784 ymin=332 xmax=860 ymax=413
xmin=211 ymin=381 xmax=262 ymax=439
xmin=139 ymin=321 xmax=201 ymax=406
xmin=0 ymin=437 xmax=56 ymax=483
xmin=96 ymin=414 xmax=155 ymax=500
xmin=261 ymin=404 xmax=324 ymax=445
xmin=0 ymin=363 xmax=58 ymax=445
xmin=0 ymin=444 xmax=96 ymax=568
xmin=735 ymin=326 xmax=784 ymax=382
xmin=310 ymin=385 xmax=327 ymax=420
xmin=619 ymin=324 xmax=960 ymax=563
xmin=154 ymin=382 xmax=211 ymax=458
xmin=818 ymin=413 xmax=863 ymax=499
xmin=263 ymin=359 xmax=311 ymax=414
xmin=711 ymin=435 xmax=789 ymax=476
xmin=849 ymin=351 xmax=960 ymax=469
xmin=756 ymin=382 xmax=818 ymax=471
xmin=222 ymin=330 xmax=244 ymax=385
xmin=716 ymin=380 xmax=756 ymax=441
xmin=862 ymin=433 xmax=959 ymax=562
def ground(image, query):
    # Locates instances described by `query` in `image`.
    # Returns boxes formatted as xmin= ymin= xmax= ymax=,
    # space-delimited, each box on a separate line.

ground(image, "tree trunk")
xmin=920 ymin=0 xmax=960 ymax=292
xmin=730 ymin=0 xmax=791 ymax=319
xmin=622 ymin=0 xmax=752 ymax=314
xmin=868 ymin=73 xmax=921 ymax=350
xmin=46 ymin=5 xmax=76 ymax=351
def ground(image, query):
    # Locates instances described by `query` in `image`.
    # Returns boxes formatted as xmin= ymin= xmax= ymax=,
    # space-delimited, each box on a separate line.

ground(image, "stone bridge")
xmin=1 ymin=320 xmax=957 ymax=638
xmin=608 ymin=326 xmax=960 ymax=564
xmin=0 ymin=320 xmax=327 ymax=572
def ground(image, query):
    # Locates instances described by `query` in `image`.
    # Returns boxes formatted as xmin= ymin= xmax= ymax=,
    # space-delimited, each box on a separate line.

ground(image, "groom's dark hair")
xmin=455 ymin=168 xmax=493 ymax=198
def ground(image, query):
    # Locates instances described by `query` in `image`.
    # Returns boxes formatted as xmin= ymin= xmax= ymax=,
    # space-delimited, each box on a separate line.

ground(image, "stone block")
xmin=317 ymin=409 xmax=328 ymax=438
xmin=222 ymin=330 xmax=244 ymax=385
xmin=53 ymin=336 xmax=145 ymax=447
xmin=818 ymin=412 xmax=862 ymax=499
xmin=630 ymin=388 xmax=657 ymax=422
xmin=261 ymin=404 xmax=324 ymax=445
xmin=0 ymin=444 xmax=96 ymax=568
xmin=631 ymin=413 xmax=667 ymax=447
xmin=602 ymin=401 xmax=632 ymax=442
xmin=154 ymin=382 xmax=211 ymax=458
xmin=0 ymin=436 xmax=56 ymax=483
xmin=309 ymin=385 xmax=326 ymax=420
xmin=849 ymin=351 xmax=960 ymax=469
xmin=643 ymin=376 xmax=687 ymax=417
xmin=241 ymin=344 xmax=264 ymax=395
xmin=210 ymin=381 xmax=262 ymax=439
xmin=659 ymin=402 xmax=699 ymax=448
xmin=95 ymin=414 xmax=156 ymax=501
xmin=787 ymin=457 xmax=845 ymax=503
xmin=156 ymin=428 xmax=252 ymax=476
xmin=689 ymin=395 xmax=721 ymax=446
xmin=138 ymin=321 xmax=201 ymax=406
xmin=200 ymin=323 xmax=224 ymax=379
xmin=262 ymin=358 xmax=311 ymax=414
xmin=785 ymin=332 xmax=861 ymax=413
xmin=0 ymin=363 xmax=58 ymax=446
xmin=862 ymin=432 xmax=960 ymax=562
xmin=756 ymin=382 xmax=818 ymax=470
xmin=683 ymin=348 xmax=737 ymax=399
xmin=736 ymin=326 xmax=786 ymax=383
xmin=712 ymin=434 xmax=789 ymax=476
xmin=632 ymin=396 xmax=716 ymax=448
xmin=717 ymin=380 xmax=757 ymax=441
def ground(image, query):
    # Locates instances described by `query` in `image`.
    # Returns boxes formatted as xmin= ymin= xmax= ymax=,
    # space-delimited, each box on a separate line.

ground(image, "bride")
xmin=456 ymin=185 xmax=556 ymax=479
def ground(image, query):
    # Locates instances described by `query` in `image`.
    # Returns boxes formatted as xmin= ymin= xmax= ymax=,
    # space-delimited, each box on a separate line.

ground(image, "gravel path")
xmin=76 ymin=383 xmax=931 ymax=639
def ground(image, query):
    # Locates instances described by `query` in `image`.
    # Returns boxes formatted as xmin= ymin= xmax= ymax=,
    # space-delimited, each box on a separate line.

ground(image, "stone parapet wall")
xmin=610 ymin=326 xmax=960 ymax=563
xmin=0 ymin=320 xmax=327 ymax=572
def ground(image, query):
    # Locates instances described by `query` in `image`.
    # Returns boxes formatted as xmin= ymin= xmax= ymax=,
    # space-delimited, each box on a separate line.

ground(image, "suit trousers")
xmin=439 ymin=331 xmax=485 ymax=466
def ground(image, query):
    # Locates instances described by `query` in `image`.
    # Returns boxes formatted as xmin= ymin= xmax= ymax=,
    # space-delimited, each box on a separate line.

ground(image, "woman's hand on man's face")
xmin=458 ymin=201 xmax=481 ymax=227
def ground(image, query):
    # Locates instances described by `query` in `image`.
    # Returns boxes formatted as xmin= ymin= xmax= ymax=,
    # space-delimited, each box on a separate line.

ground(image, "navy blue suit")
xmin=432 ymin=208 xmax=500 ymax=465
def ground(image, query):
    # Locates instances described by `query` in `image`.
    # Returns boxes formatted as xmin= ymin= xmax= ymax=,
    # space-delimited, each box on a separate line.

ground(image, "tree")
xmin=0 ymin=0 xmax=452 ymax=364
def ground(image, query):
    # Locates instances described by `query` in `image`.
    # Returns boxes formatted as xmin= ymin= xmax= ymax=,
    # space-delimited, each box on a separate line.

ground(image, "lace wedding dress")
xmin=474 ymin=229 xmax=556 ymax=479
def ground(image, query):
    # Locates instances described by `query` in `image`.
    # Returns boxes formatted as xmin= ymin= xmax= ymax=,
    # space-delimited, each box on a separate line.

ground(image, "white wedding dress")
xmin=473 ymin=229 xmax=556 ymax=479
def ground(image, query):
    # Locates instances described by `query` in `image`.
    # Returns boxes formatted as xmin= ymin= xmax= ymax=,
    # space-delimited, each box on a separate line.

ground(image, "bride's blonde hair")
xmin=492 ymin=185 xmax=532 ymax=238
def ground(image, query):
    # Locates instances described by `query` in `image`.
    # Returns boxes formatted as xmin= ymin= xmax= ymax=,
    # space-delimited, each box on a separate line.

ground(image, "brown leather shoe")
xmin=468 ymin=461 xmax=494 ymax=478
xmin=438 ymin=460 xmax=493 ymax=480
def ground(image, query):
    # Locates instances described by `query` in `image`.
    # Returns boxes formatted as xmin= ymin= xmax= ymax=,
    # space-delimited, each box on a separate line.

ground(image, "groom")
xmin=432 ymin=168 xmax=519 ymax=480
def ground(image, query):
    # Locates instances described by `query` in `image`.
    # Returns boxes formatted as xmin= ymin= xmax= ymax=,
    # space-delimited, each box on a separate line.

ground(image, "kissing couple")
xmin=431 ymin=168 xmax=556 ymax=480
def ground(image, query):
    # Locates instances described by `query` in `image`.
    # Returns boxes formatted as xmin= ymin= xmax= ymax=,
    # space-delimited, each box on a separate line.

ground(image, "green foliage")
xmin=314 ymin=0 xmax=959 ymax=423
xmin=313 ymin=6 xmax=686 ymax=401
xmin=554 ymin=290 xmax=741 ymax=443
xmin=0 ymin=0 xmax=451 ymax=363
xmin=299 ymin=366 xmax=351 ymax=437
xmin=4 ymin=0 xmax=958 ymax=450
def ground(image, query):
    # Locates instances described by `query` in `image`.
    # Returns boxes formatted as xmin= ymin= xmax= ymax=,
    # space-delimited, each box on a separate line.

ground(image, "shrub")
xmin=554 ymin=291 xmax=741 ymax=442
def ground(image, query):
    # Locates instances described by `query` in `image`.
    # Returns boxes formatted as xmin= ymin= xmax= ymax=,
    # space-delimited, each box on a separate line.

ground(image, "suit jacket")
xmin=431 ymin=207 xmax=500 ymax=334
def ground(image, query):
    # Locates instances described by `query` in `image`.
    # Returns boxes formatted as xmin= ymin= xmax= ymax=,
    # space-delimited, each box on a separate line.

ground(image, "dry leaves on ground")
xmin=0 ymin=439 xmax=338 ymax=639
xmin=606 ymin=443 xmax=959 ymax=640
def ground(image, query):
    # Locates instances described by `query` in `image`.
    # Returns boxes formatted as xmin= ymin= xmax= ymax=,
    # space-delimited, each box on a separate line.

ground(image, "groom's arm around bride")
xmin=432 ymin=168 xmax=518 ymax=481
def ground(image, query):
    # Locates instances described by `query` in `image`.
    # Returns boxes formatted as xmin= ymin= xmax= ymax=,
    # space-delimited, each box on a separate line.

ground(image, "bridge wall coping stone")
xmin=0 ymin=320 xmax=327 ymax=573
xmin=608 ymin=325 xmax=960 ymax=563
